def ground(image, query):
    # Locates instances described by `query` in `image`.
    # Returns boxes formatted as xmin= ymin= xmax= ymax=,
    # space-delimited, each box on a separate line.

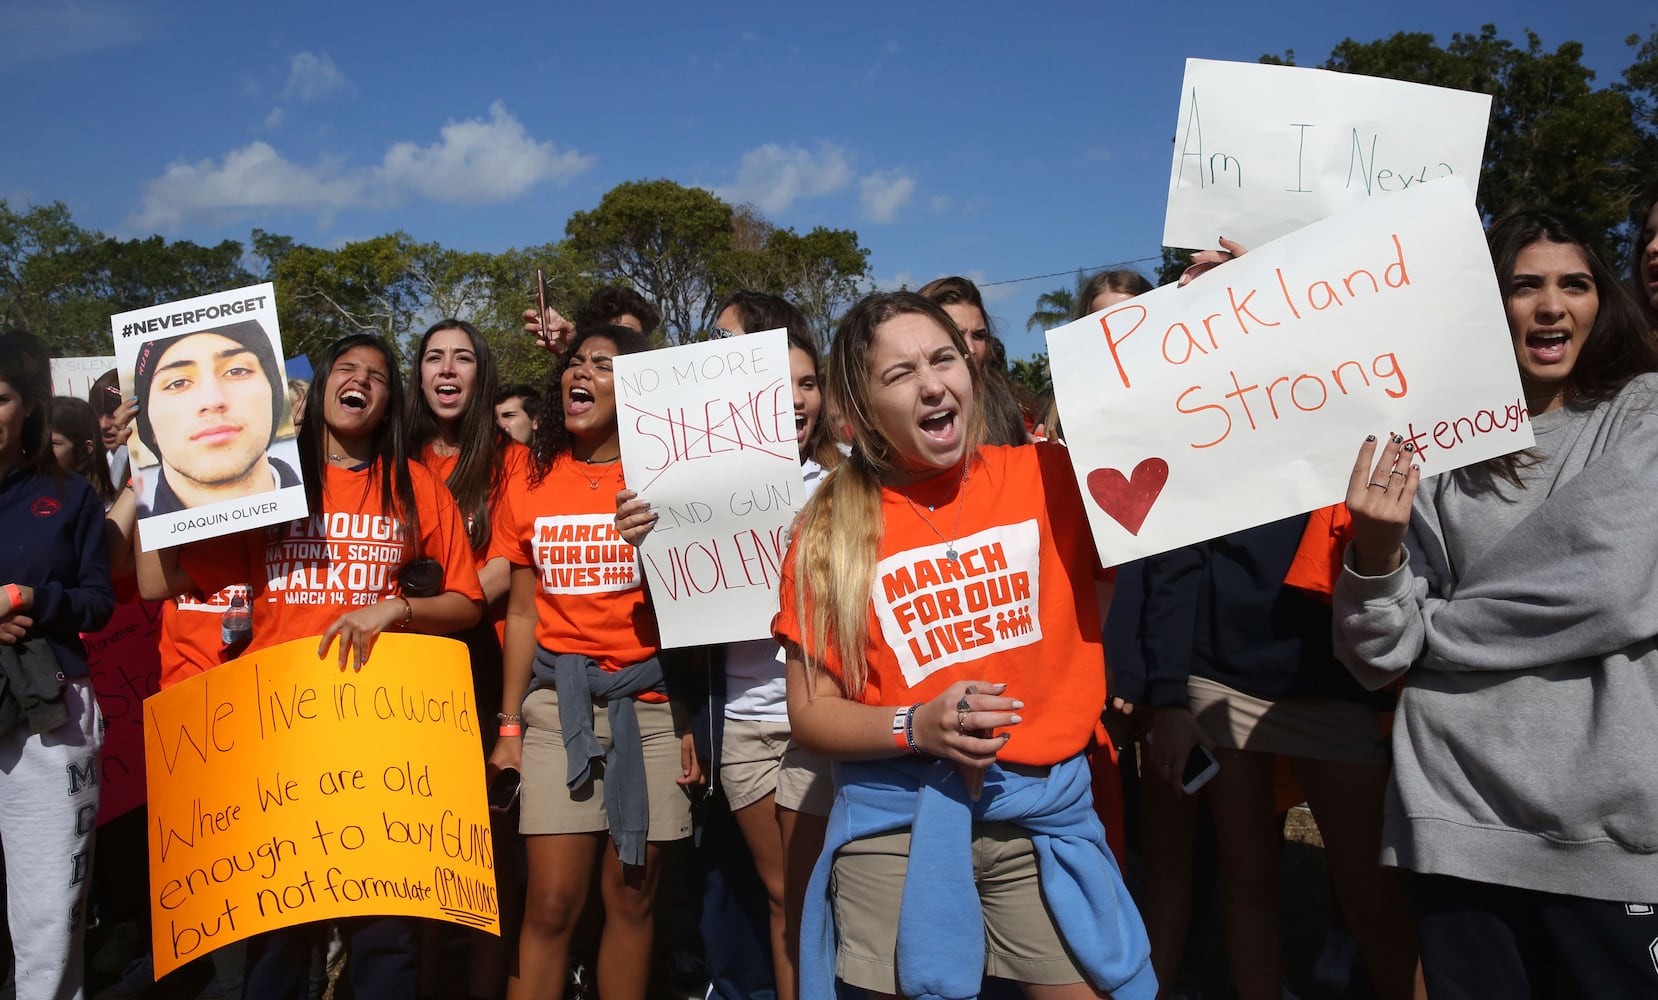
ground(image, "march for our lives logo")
xmin=873 ymin=520 xmax=1042 ymax=687
xmin=31 ymin=496 xmax=61 ymax=518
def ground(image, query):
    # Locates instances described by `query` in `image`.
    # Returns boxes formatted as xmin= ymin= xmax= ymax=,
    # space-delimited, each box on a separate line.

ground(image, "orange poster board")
xmin=144 ymin=634 xmax=497 ymax=977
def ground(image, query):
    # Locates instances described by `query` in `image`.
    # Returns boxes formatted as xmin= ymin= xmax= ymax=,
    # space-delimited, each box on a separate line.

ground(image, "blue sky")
xmin=3 ymin=0 xmax=1647 ymax=362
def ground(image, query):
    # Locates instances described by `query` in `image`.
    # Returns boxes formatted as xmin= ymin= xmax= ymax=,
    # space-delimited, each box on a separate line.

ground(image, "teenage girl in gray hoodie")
xmin=1336 ymin=210 xmax=1658 ymax=997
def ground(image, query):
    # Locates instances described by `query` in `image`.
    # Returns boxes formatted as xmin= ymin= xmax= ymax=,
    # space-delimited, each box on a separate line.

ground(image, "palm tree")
xmin=1025 ymin=287 xmax=1075 ymax=333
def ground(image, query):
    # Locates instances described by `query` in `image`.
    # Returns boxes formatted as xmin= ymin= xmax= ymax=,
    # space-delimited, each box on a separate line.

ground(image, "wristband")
xmin=2 ymin=584 xmax=21 ymax=613
xmin=497 ymin=712 xmax=523 ymax=723
xmin=396 ymin=596 xmax=413 ymax=630
xmin=498 ymin=724 xmax=522 ymax=738
xmin=891 ymin=706 xmax=909 ymax=752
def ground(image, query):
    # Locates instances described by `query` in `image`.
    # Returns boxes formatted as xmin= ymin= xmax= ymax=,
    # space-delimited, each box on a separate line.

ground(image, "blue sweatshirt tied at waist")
xmin=529 ymin=648 xmax=665 ymax=868
xmin=801 ymin=753 xmax=1155 ymax=1000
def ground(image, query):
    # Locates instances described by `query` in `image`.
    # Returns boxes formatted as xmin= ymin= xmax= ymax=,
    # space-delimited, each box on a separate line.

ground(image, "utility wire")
xmin=977 ymin=254 xmax=1164 ymax=288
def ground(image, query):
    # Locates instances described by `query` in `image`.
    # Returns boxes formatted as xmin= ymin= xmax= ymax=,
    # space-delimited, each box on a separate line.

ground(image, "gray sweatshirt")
xmin=1333 ymin=373 xmax=1658 ymax=903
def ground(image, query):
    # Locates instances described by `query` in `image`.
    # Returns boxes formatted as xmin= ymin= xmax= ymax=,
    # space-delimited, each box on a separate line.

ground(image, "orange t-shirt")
xmin=488 ymin=453 xmax=659 ymax=672
xmin=773 ymin=443 xmax=1109 ymax=766
xmin=158 ymin=584 xmax=251 ymax=690
xmin=419 ymin=439 xmax=531 ymax=573
xmin=182 ymin=461 xmax=483 ymax=653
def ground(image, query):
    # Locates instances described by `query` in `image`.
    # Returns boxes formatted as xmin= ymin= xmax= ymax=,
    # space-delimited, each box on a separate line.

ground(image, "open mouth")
xmin=339 ymin=389 xmax=369 ymax=413
xmin=434 ymin=383 xmax=462 ymax=404
xmin=1525 ymin=330 xmax=1570 ymax=365
xmin=566 ymin=385 xmax=595 ymax=415
xmin=920 ymin=408 xmax=958 ymax=442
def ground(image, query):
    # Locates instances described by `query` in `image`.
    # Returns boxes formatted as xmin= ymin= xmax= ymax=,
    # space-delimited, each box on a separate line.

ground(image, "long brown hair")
xmin=404 ymin=319 xmax=507 ymax=553
xmin=1481 ymin=210 xmax=1658 ymax=485
xmin=789 ymin=292 xmax=985 ymax=695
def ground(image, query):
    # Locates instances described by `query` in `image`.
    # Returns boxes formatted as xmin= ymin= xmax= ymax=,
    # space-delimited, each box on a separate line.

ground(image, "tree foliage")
xmin=0 ymin=201 xmax=252 ymax=355
xmin=1006 ymin=353 xmax=1051 ymax=399
xmin=0 ymin=181 xmax=869 ymax=385
xmin=567 ymin=180 xmax=870 ymax=345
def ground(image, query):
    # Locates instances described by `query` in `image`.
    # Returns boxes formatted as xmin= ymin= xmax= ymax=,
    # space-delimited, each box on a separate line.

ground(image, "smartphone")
xmin=535 ymin=268 xmax=548 ymax=340
xmin=1181 ymin=744 xmax=1220 ymax=794
xmin=487 ymin=767 xmax=521 ymax=813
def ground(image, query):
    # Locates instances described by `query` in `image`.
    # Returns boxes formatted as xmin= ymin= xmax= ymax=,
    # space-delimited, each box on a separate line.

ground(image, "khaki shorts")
xmin=720 ymin=718 xmax=791 ymax=811
xmin=1186 ymin=675 xmax=1389 ymax=766
xmin=829 ymin=822 xmax=1086 ymax=991
xmin=774 ymin=738 xmax=834 ymax=817
xmin=520 ymin=688 xmax=693 ymax=841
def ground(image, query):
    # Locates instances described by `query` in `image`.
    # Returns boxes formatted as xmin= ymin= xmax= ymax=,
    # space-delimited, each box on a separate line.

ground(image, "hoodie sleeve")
xmin=1336 ymin=387 xmax=1658 ymax=680
xmin=29 ymin=479 xmax=114 ymax=635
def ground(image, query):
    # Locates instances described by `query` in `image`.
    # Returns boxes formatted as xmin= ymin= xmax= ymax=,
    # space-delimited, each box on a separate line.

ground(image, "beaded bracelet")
xmin=890 ymin=704 xmax=921 ymax=755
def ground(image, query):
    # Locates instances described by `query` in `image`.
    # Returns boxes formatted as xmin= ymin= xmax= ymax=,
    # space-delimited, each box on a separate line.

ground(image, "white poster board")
xmin=50 ymin=355 xmax=118 ymax=401
xmin=615 ymin=330 xmax=806 ymax=647
xmin=1162 ymin=58 xmax=1491 ymax=250
xmin=1051 ymin=178 xmax=1529 ymax=567
xmin=110 ymin=283 xmax=307 ymax=550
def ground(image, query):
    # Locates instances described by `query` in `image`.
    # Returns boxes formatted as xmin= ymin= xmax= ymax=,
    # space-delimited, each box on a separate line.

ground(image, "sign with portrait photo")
xmin=110 ymin=283 xmax=308 ymax=551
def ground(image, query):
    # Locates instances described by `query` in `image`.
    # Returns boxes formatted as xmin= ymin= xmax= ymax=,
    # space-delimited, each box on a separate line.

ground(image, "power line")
xmin=977 ymin=255 xmax=1164 ymax=289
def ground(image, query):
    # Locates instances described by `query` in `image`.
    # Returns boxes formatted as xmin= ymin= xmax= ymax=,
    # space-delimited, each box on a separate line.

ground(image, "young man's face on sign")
xmin=147 ymin=332 xmax=275 ymax=494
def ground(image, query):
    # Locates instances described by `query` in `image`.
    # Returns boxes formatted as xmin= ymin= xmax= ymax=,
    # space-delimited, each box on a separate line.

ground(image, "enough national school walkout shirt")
xmin=774 ymin=443 xmax=1110 ymax=767
xmin=488 ymin=454 xmax=659 ymax=673
xmin=181 ymin=461 xmax=482 ymax=653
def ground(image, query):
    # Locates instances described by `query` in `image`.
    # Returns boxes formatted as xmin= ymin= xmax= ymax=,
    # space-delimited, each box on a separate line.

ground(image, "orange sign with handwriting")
xmin=144 ymin=634 xmax=497 ymax=976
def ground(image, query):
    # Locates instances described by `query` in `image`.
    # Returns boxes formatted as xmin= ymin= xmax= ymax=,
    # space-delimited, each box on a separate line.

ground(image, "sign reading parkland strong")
xmin=1048 ymin=178 xmax=1531 ymax=567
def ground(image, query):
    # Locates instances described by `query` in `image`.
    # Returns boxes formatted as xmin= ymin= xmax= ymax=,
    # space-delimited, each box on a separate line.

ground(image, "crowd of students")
xmin=1 ymin=188 xmax=1657 ymax=1000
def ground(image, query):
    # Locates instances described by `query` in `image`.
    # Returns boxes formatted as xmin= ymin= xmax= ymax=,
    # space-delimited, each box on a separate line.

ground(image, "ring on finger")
xmin=1388 ymin=470 xmax=1407 ymax=478
xmin=1367 ymin=481 xmax=1389 ymax=489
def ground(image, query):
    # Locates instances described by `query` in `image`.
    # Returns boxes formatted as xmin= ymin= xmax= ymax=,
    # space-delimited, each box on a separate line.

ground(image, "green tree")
xmin=0 ymin=200 xmax=253 ymax=357
xmin=1025 ymin=281 xmax=1077 ymax=334
xmin=719 ymin=224 xmax=871 ymax=345
xmin=1006 ymin=353 xmax=1051 ymax=398
xmin=566 ymin=179 xmax=735 ymax=344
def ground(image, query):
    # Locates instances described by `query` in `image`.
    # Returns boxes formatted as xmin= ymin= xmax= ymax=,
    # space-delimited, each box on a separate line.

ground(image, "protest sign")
xmin=1162 ymin=58 xmax=1491 ymax=250
xmin=615 ymin=330 xmax=805 ymax=647
xmin=110 ymin=282 xmax=307 ymax=551
xmin=144 ymin=634 xmax=496 ymax=976
xmin=50 ymin=355 xmax=118 ymax=401
xmin=86 ymin=599 xmax=164 ymax=825
xmin=1049 ymin=178 xmax=1530 ymax=567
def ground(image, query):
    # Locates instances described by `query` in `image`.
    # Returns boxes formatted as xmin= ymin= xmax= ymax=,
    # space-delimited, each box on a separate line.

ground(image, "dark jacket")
xmin=0 ymin=468 xmax=114 ymax=682
xmin=1138 ymin=514 xmax=1383 ymax=708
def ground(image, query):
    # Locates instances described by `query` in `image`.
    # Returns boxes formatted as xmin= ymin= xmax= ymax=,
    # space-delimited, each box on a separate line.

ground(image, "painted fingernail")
xmin=1010 ymin=700 xmax=1025 ymax=709
xmin=1404 ymin=443 xmax=1415 ymax=452
xmin=1009 ymin=715 xmax=1022 ymax=724
xmin=991 ymin=683 xmax=1007 ymax=691
xmin=1366 ymin=434 xmax=1375 ymax=442
xmin=1413 ymin=464 xmax=1420 ymax=471
xmin=1392 ymin=434 xmax=1403 ymax=443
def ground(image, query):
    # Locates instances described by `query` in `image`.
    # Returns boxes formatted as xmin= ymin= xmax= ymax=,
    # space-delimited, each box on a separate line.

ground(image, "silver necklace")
xmin=899 ymin=460 xmax=971 ymax=562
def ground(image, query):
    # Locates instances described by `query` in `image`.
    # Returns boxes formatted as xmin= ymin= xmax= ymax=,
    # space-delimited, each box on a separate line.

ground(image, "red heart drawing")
xmin=1087 ymin=458 xmax=1169 ymax=536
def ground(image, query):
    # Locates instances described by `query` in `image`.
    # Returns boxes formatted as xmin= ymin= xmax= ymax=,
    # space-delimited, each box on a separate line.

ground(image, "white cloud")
xmin=713 ymin=143 xmax=855 ymax=216
xmin=133 ymin=103 xmax=593 ymax=229
xmin=263 ymin=107 xmax=286 ymax=129
xmin=930 ymin=195 xmax=953 ymax=215
xmin=859 ymin=170 xmax=915 ymax=223
xmin=134 ymin=142 xmax=371 ymax=230
xmin=376 ymin=101 xmax=594 ymax=203
xmin=281 ymin=52 xmax=349 ymax=101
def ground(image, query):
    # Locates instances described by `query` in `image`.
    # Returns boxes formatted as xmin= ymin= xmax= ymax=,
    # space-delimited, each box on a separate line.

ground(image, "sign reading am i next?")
xmin=1162 ymin=58 xmax=1492 ymax=250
